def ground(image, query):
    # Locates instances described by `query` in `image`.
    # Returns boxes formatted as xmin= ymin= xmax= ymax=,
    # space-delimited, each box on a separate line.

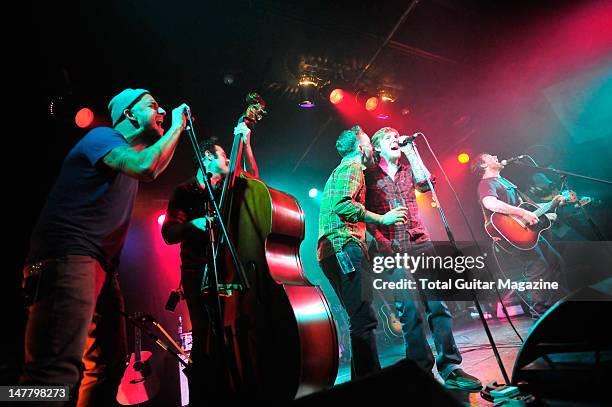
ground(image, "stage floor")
xmin=335 ymin=313 xmax=535 ymax=406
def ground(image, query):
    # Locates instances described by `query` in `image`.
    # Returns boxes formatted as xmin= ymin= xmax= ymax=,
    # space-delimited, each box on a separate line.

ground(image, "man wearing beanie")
xmin=20 ymin=88 xmax=188 ymax=406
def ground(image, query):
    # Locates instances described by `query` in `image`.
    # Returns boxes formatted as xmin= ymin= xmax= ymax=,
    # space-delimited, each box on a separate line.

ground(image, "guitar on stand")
xmin=365 ymin=231 xmax=403 ymax=341
xmin=117 ymin=313 xmax=160 ymax=405
xmin=378 ymin=301 xmax=403 ymax=340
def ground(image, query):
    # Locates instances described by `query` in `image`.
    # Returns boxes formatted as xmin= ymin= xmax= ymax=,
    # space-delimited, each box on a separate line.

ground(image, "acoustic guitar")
xmin=116 ymin=315 xmax=159 ymax=405
xmin=378 ymin=303 xmax=403 ymax=339
xmin=485 ymin=190 xmax=575 ymax=251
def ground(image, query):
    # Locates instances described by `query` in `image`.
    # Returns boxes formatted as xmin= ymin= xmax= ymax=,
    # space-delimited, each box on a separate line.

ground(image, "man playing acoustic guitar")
xmin=471 ymin=153 xmax=567 ymax=318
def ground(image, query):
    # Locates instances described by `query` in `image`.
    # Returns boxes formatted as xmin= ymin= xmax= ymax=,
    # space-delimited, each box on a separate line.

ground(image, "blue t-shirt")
xmin=28 ymin=127 xmax=139 ymax=271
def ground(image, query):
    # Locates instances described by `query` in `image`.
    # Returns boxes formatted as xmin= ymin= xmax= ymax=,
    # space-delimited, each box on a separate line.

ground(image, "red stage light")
xmin=365 ymin=97 xmax=379 ymax=111
xmin=457 ymin=153 xmax=470 ymax=164
xmin=75 ymin=107 xmax=94 ymax=128
xmin=157 ymin=214 xmax=166 ymax=226
xmin=329 ymin=89 xmax=344 ymax=105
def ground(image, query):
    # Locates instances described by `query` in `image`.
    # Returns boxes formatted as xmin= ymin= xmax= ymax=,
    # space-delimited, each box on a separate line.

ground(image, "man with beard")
xmin=161 ymin=122 xmax=257 ymax=403
xmin=318 ymin=125 xmax=409 ymax=379
xmin=21 ymin=88 xmax=189 ymax=406
xmin=471 ymin=153 xmax=567 ymax=317
xmin=365 ymin=127 xmax=482 ymax=391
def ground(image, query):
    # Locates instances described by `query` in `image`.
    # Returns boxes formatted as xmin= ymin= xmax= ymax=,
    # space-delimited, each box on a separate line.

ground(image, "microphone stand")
xmin=404 ymin=137 xmax=511 ymax=384
xmin=512 ymin=157 xmax=611 ymax=241
xmin=182 ymin=110 xmax=247 ymax=390
xmin=513 ymin=158 xmax=612 ymax=186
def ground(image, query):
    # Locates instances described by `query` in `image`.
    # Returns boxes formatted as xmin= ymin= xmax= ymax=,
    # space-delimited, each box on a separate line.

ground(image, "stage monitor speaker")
xmin=511 ymin=277 xmax=612 ymax=404
xmin=292 ymin=359 xmax=461 ymax=406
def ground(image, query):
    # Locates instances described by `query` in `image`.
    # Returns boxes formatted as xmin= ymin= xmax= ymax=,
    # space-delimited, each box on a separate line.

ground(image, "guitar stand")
xmin=119 ymin=310 xmax=192 ymax=369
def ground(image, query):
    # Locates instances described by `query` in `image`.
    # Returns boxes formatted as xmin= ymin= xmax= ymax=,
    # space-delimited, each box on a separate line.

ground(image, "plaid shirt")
xmin=365 ymin=159 xmax=430 ymax=254
xmin=317 ymin=158 xmax=368 ymax=261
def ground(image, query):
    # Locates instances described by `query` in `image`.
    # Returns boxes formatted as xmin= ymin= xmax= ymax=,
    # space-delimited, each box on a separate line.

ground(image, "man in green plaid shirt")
xmin=318 ymin=125 xmax=409 ymax=379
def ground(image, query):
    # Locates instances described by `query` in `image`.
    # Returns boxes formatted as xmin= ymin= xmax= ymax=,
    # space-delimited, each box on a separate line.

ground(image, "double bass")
xmin=191 ymin=93 xmax=338 ymax=401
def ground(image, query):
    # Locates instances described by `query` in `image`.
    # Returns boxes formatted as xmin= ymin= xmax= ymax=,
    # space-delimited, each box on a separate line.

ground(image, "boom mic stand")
xmin=404 ymin=136 xmax=511 ymax=384
xmin=513 ymin=156 xmax=611 ymax=241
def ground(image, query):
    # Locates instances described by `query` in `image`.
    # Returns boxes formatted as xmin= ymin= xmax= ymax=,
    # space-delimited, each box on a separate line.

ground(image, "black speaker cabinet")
xmin=292 ymin=359 xmax=461 ymax=406
xmin=512 ymin=277 xmax=612 ymax=404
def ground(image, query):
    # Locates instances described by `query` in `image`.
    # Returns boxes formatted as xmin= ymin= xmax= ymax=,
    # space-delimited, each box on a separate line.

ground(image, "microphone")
xmin=398 ymin=132 xmax=423 ymax=147
xmin=184 ymin=106 xmax=195 ymax=131
xmin=500 ymin=155 xmax=525 ymax=166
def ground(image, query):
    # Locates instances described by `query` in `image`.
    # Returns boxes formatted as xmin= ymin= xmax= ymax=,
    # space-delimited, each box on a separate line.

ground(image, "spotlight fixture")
xmin=365 ymin=97 xmax=379 ymax=111
xmin=329 ymin=89 xmax=344 ymax=105
xmin=75 ymin=107 xmax=95 ymax=128
xmin=298 ymin=73 xmax=318 ymax=108
xmin=49 ymin=96 xmax=98 ymax=128
xmin=298 ymin=73 xmax=318 ymax=87
xmin=377 ymin=87 xmax=397 ymax=103
xmin=223 ymin=73 xmax=234 ymax=85
xmin=457 ymin=153 xmax=470 ymax=164
xmin=375 ymin=111 xmax=389 ymax=120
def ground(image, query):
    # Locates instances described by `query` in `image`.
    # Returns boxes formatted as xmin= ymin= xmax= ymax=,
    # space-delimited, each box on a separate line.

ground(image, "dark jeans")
xmin=319 ymin=241 xmax=380 ymax=379
xmin=19 ymin=255 xmax=127 ymax=407
xmin=180 ymin=266 xmax=224 ymax=404
xmin=494 ymin=236 xmax=566 ymax=314
xmin=383 ymin=240 xmax=462 ymax=378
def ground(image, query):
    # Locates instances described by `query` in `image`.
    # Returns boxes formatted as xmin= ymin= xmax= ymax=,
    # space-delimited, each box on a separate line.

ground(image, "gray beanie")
xmin=108 ymin=88 xmax=149 ymax=126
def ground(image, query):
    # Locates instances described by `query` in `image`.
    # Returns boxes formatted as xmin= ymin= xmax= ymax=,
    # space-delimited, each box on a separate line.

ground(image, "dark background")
xmin=8 ymin=0 xmax=612 ymax=404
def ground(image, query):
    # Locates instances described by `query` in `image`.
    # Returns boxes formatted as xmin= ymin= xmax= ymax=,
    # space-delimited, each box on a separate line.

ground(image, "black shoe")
xmin=444 ymin=368 xmax=482 ymax=391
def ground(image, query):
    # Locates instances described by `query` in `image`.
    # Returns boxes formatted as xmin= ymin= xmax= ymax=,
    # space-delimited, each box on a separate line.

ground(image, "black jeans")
xmin=382 ymin=240 xmax=462 ymax=378
xmin=319 ymin=241 xmax=380 ymax=379
xmin=494 ymin=236 xmax=566 ymax=314
xmin=180 ymin=266 xmax=226 ymax=404
xmin=20 ymin=255 xmax=127 ymax=407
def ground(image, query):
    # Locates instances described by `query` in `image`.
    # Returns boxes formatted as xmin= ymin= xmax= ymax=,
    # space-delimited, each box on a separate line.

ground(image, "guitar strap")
xmin=481 ymin=178 xmax=540 ymax=239
xmin=480 ymin=177 xmax=528 ymax=225
xmin=516 ymin=189 xmax=538 ymax=206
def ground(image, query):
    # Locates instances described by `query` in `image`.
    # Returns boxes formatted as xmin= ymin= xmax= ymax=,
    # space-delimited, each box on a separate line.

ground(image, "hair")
xmin=470 ymin=153 xmax=488 ymax=178
xmin=194 ymin=137 xmax=220 ymax=169
xmin=371 ymin=127 xmax=396 ymax=150
xmin=335 ymin=125 xmax=363 ymax=157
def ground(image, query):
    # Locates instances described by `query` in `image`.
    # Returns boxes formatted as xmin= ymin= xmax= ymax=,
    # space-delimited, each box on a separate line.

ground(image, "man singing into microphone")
xmin=161 ymin=123 xmax=257 ymax=403
xmin=471 ymin=153 xmax=566 ymax=318
xmin=21 ymin=88 xmax=188 ymax=405
xmin=365 ymin=127 xmax=482 ymax=390
xmin=318 ymin=125 xmax=409 ymax=379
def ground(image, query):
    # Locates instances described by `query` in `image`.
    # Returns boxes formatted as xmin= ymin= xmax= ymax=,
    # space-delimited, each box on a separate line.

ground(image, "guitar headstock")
xmin=243 ymin=92 xmax=267 ymax=126
xmin=560 ymin=190 xmax=593 ymax=208
xmin=557 ymin=190 xmax=577 ymax=204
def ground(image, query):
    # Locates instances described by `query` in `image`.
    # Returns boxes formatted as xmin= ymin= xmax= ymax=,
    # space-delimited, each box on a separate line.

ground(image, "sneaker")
xmin=444 ymin=368 xmax=482 ymax=391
